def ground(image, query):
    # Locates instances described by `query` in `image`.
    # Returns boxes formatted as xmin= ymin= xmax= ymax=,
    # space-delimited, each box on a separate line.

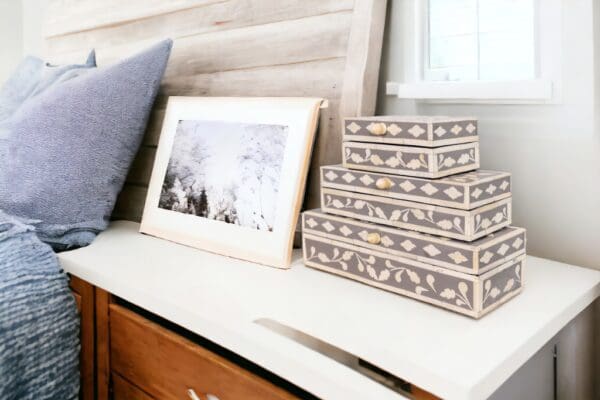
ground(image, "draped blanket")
xmin=0 ymin=212 xmax=79 ymax=399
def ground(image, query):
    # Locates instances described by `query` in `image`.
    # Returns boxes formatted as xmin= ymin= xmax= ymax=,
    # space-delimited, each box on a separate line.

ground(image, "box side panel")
xmin=303 ymin=234 xmax=479 ymax=317
xmin=302 ymin=210 xmax=479 ymax=273
xmin=321 ymin=189 xmax=473 ymax=240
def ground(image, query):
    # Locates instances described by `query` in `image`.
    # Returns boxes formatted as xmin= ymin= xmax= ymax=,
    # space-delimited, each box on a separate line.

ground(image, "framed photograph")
xmin=140 ymin=97 xmax=323 ymax=268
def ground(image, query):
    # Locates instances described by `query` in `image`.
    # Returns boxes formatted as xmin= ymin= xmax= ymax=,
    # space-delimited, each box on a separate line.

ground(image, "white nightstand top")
xmin=58 ymin=221 xmax=600 ymax=400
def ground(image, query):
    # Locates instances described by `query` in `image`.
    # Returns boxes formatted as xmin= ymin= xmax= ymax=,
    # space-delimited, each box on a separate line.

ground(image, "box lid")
xmin=344 ymin=116 xmax=478 ymax=147
xmin=322 ymin=165 xmax=511 ymax=210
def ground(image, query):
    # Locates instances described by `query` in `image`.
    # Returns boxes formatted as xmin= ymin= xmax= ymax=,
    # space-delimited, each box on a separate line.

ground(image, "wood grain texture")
xmin=110 ymin=304 xmax=298 ymax=400
xmin=45 ymin=0 xmax=353 ymax=48
xmin=44 ymin=0 xmax=387 ymax=221
xmin=96 ymin=288 xmax=112 ymax=400
xmin=44 ymin=0 xmax=221 ymax=38
xmin=112 ymin=374 xmax=156 ymax=400
xmin=69 ymin=276 xmax=95 ymax=400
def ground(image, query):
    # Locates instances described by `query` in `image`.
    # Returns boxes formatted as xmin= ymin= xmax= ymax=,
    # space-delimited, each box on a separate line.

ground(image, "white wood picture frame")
xmin=140 ymin=96 xmax=323 ymax=268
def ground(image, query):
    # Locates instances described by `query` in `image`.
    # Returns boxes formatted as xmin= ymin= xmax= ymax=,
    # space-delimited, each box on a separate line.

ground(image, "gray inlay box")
xmin=343 ymin=116 xmax=479 ymax=147
xmin=303 ymin=233 xmax=525 ymax=319
xmin=303 ymin=210 xmax=526 ymax=275
xmin=321 ymin=188 xmax=511 ymax=242
xmin=342 ymin=141 xmax=480 ymax=179
xmin=321 ymin=165 xmax=511 ymax=210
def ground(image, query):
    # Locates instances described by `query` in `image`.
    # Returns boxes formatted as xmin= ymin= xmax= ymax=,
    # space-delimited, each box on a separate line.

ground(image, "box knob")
xmin=367 ymin=122 xmax=387 ymax=136
xmin=366 ymin=232 xmax=381 ymax=245
xmin=376 ymin=177 xmax=393 ymax=190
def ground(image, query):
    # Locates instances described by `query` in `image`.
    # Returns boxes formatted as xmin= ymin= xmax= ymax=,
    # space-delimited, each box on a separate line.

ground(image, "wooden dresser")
xmin=71 ymin=280 xmax=314 ymax=400
xmin=61 ymin=222 xmax=600 ymax=400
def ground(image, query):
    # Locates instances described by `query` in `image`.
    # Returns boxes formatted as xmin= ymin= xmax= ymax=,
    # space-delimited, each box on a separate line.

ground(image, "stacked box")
xmin=302 ymin=116 xmax=526 ymax=319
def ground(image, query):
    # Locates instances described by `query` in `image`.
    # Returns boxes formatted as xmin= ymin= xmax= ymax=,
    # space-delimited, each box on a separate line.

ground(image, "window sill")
xmin=386 ymin=80 xmax=554 ymax=104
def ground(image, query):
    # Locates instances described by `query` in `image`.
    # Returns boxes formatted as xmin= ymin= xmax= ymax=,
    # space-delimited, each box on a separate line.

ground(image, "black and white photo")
xmin=159 ymin=120 xmax=288 ymax=232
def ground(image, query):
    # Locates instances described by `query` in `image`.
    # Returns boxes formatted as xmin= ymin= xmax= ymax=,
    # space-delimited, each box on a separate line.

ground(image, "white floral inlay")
xmin=423 ymin=244 xmax=441 ymax=257
xmin=305 ymin=218 xmax=318 ymax=228
xmin=341 ymin=172 xmax=356 ymax=183
xmin=500 ymin=180 xmax=510 ymax=191
xmin=399 ymin=180 xmax=416 ymax=192
xmin=322 ymin=222 xmax=335 ymax=232
xmin=420 ymin=183 xmax=438 ymax=196
xmin=482 ymin=263 xmax=522 ymax=305
xmin=346 ymin=122 xmax=361 ymax=134
xmin=434 ymin=126 xmax=447 ymax=137
xmin=512 ymin=237 xmax=524 ymax=249
xmin=485 ymin=184 xmax=497 ymax=195
xmin=497 ymin=243 xmax=510 ymax=256
xmin=471 ymin=188 xmax=483 ymax=199
xmin=408 ymin=124 xmax=426 ymax=138
xmin=380 ymin=236 xmax=394 ymax=247
xmin=480 ymin=251 xmax=494 ymax=264
xmin=400 ymin=239 xmax=416 ymax=252
xmin=450 ymin=124 xmax=463 ymax=135
xmin=339 ymin=225 xmax=353 ymax=236
xmin=443 ymin=186 xmax=463 ymax=200
xmin=387 ymin=124 xmax=402 ymax=136
xmin=324 ymin=170 xmax=338 ymax=181
xmin=448 ymin=251 xmax=468 ymax=264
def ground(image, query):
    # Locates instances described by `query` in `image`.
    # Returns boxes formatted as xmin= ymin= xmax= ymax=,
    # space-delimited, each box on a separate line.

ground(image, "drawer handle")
xmin=367 ymin=122 xmax=387 ymax=136
xmin=366 ymin=232 xmax=381 ymax=245
xmin=375 ymin=177 xmax=393 ymax=190
xmin=187 ymin=389 xmax=202 ymax=400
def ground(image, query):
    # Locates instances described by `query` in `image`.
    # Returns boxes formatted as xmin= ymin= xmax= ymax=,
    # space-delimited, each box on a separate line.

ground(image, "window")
xmin=387 ymin=0 xmax=561 ymax=102
xmin=426 ymin=0 xmax=535 ymax=82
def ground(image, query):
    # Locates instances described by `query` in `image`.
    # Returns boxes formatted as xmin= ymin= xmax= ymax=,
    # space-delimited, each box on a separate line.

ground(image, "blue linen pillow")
xmin=0 ymin=51 xmax=96 ymax=122
xmin=0 ymin=40 xmax=172 ymax=249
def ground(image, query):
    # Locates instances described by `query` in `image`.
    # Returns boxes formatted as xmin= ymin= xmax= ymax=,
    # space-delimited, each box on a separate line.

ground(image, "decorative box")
xmin=303 ymin=233 xmax=524 ymax=318
xmin=342 ymin=141 xmax=479 ymax=179
xmin=321 ymin=166 xmax=511 ymax=210
xmin=344 ymin=116 xmax=478 ymax=147
xmin=303 ymin=210 xmax=526 ymax=275
xmin=321 ymin=188 xmax=511 ymax=241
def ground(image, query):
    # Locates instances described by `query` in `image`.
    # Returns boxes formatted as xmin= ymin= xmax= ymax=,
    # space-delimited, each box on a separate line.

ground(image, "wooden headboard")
xmin=43 ymin=0 xmax=387 ymax=221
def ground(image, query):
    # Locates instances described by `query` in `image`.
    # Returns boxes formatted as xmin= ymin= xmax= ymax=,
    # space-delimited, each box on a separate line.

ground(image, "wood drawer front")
xmin=112 ymin=373 xmax=156 ymax=400
xmin=110 ymin=304 xmax=297 ymax=400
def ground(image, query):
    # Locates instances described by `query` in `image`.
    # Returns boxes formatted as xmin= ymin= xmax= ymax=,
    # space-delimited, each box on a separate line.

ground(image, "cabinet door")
xmin=69 ymin=276 xmax=95 ymax=400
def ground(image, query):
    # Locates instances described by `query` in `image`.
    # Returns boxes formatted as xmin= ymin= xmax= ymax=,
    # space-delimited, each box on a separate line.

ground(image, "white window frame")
xmin=386 ymin=0 xmax=562 ymax=103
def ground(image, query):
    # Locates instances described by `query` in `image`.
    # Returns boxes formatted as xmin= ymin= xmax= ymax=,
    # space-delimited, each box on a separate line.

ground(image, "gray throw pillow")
xmin=0 ymin=39 xmax=172 ymax=249
xmin=0 ymin=51 xmax=96 ymax=122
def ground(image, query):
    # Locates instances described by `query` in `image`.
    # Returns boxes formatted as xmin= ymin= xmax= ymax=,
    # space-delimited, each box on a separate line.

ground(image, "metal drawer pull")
xmin=367 ymin=122 xmax=387 ymax=136
xmin=188 ymin=390 xmax=220 ymax=400
xmin=187 ymin=389 xmax=202 ymax=400
xmin=375 ymin=177 xmax=393 ymax=190
xmin=366 ymin=232 xmax=381 ymax=245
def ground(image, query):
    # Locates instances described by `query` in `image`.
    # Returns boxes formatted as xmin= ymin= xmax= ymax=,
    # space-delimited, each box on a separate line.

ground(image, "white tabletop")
xmin=58 ymin=221 xmax=600 ymax=400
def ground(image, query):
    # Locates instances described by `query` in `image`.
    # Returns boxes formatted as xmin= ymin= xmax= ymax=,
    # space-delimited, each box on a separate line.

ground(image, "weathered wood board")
xmin=43 ymin=0 xmax=388 ymax=221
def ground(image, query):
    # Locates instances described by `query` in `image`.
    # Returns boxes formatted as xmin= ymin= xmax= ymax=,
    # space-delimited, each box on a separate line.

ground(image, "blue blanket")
xmin=0 ymin=212 xmax=79 ymax=399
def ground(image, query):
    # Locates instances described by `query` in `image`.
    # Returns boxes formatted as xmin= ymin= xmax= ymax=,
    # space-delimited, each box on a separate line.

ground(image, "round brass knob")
xmin=367 ymin=122 xmax=387 ymax=136
xmin=366 ymin=232 xmax=381 ymax=245
xmin=375 ymin=177 xmax=393 ymax=190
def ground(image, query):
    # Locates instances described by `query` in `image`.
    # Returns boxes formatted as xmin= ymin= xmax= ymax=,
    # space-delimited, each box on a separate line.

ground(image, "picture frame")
xmin=140 ymin=96 xmax=323 ymax=268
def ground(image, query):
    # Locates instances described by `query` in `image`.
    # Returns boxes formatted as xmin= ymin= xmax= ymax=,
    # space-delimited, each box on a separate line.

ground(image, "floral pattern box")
xmin=321 ymin=188 xmax=511 ymax=242
xmin=302 ymin=233 xmax=524 ymax=318
xmin=342 ymin=141 xmax=479 ymax=179
xmin=343 ymin=116 xmax=478 ymax=147
xmin=303 ymin=210 xmax=526 ymax=275
xmin=321 ymin=165 xmax=511 ymax=210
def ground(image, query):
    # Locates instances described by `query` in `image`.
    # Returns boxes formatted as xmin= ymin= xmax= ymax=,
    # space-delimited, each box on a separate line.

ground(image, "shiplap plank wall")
xmin=43 ymin=0 xmax=387 ymax=222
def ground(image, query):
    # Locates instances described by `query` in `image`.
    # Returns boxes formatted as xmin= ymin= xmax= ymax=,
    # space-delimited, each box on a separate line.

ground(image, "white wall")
xmin=378 ymin=0 xmax=600 ymax=270
xmin=0 ymin=0 xmax=46 ymax=84
xmin=0 ymin=1 xmax=23 ymax=83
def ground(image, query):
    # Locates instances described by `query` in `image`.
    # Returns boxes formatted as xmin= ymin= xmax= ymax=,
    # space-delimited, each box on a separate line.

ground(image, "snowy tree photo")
xmin=159 ymin=119 xmax=289 ymax=231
